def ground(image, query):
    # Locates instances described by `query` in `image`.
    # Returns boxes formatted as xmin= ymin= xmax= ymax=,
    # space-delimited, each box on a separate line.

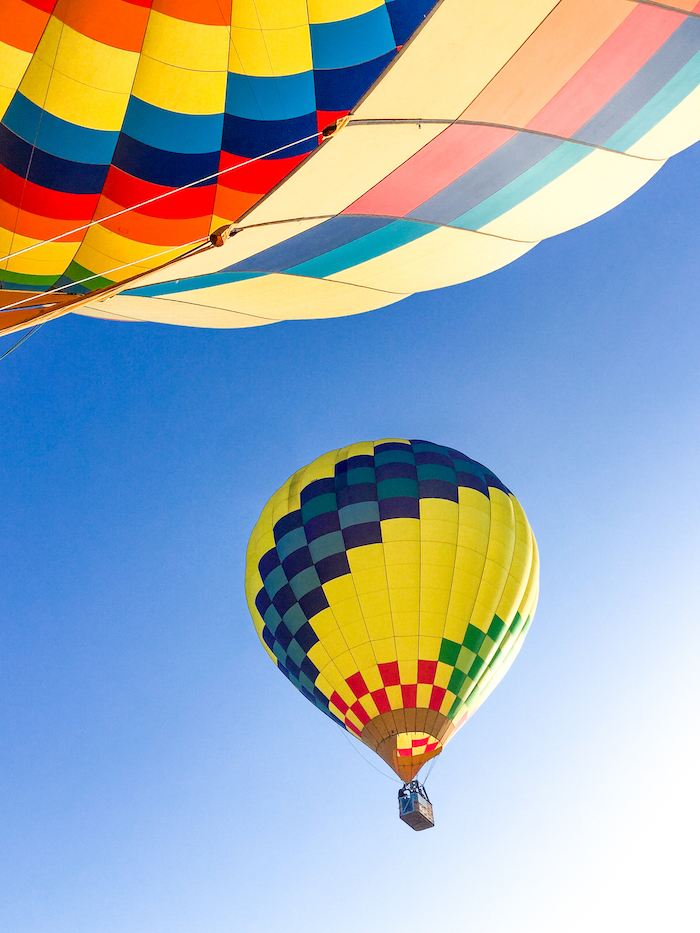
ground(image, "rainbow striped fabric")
xmin=3 ymin=0 xmax=700 ymax=331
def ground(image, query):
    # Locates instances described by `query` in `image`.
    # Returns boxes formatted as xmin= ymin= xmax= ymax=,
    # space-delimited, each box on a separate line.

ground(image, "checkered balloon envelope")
xmin=245 ymin=438 xmax=539 ymax=785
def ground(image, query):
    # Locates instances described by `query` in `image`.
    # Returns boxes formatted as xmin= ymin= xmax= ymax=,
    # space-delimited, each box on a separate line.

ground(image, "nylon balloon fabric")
xmin=245 ymin=440 xmax=539 ymax=781
xmin=4 ymin=1 xmax=700 ymax=332
xmin=0 ymin=0 xmax=434 ymax=292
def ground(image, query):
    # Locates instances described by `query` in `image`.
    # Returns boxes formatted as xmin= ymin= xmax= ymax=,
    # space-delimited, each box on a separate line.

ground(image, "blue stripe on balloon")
xmin=310 ymin=6 xmax=395 ymax=70
xmin=576 ymin=16 xmax=700 ymax=148
xmin=225 ymin=216 xmax=392 ymax=273
xmin=450 ymin=142 xmax=590 ymax=231
xmin=123 ymin=271 xmax=264 ymax=297
xmin=408 ymin=132 xmax=561 ymax=226
xmin=0 ymin=123 xmax=108 ymax=193
xmin=605 ymin=46 xmax=700 ymax=153
xmin=226 ymin=71 xmax=316 ymax=121
xmin=386 ymin=0 xmax=439 ymax=46
xmin=286 ymin=219 xmax=433 ymax=278
xmin=222 ymin=111 xmax=317 ymax=159
xmin=2 ymin=92 xmax=118 ymax=164
xmin=313 ymin=51 xmax=395 ymax=111
xmin=121 ymin=97 xmax=224 ymax=155
xmin=111 ymin=134 xmax=220 ymax=187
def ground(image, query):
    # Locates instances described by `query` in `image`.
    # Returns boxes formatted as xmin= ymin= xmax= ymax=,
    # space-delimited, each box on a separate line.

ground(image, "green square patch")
xmin=463 ymin=624 xmax=486 ymax=653
xmin=487 ymin=614 xmax=506 ymax=641
xmin=439 ymin=639 xmax=461 ymax=666
xmin=447 ymin=668 xmax=467 ymax=694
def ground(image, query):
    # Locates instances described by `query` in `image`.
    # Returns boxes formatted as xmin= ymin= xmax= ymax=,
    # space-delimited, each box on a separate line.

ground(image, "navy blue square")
xmin=255 ymin=588 xmax=273 ymax=618
xmin=282 ymin=545 xmax=313 ymax=579
xmin=299 ymin=587 xmax=329 ymax=620
xmin=286 ymin=656 xmax=301 ymax=679
xmin=387 ymin=0 xmax=438 ymax=45
xmin=415 ymin=450 xmax=453 ymax=468
xmin=301 ymin=655 xmax=320 ymax=681
xmin=336 ymin=483 xmax=378 ymax=508
xmin=313 ymin=52 xmax=395 ymax=111
xmin=379 ymin=497 xmax=420 ymax=520
xmin=456 ymin=470 xmax=489 ymax=497
xmin=343 ymin=522 xmax=382 ymax=549
xmin=376 ymin=460 xmax=417 ymax=481
xmin=294 ymin=621 xmax=320 ymax=653
xmin=316 ymin=551 xmax=351 ymax=584
xmin=223 ymin=112 xmax=317 ymax=159
xmin=485 ymin=473 xmax=510 ymax=495
xmin=374 ymin=441 xmax=412 ymax=454
xmin=345 ymin=455 xmax=374 ymax=470
xmin=258 ymin=548 xmax=281 ymax=580
xmin=272 ymin=583 xmax=296 ymax=617
xmin=262 ymin=625 xmax=275 ymax=650
xmin=274 ymin=622 xmax=294 ymax=651
xmin=418 ymin=479 xmax=459 ymax=502
xmin=300 ymin=476 xmax=336 ymax=505
xmin=304 ymin=510 xmax=342 ymax=542
xmin=274 ymin=510 xmax=303 ymax=543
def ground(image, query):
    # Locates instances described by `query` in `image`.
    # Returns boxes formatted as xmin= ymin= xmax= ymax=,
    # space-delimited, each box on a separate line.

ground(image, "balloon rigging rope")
xmin=0 ymin=237 xmax=207 ymax=315
xmin=0 ymin=130 xmax=323 ymax=266
xmin=338 ymin=727 xmax=403 ymax=784
xmin=0 ymin=320 xmax=46 ymax=361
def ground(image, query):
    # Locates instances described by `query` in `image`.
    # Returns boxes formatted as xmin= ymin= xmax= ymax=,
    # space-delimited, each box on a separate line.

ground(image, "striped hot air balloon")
xmin=2 ymin=0 xmax=700 ymax=334
xmin=245 ymin=439 xmax=539 ymax=786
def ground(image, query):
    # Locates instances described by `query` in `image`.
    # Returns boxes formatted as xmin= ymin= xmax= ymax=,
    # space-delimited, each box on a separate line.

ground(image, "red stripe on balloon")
xmin=0 ymin=165 xmax=99 ymax=220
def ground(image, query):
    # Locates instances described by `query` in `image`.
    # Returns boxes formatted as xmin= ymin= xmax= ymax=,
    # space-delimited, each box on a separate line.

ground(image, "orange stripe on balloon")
xmin=0 ymin=0 xmax=55 ymax=52
xmin=91 ymin=196 xmax=211 ymax=244
xmin=152 ymin=0 xmax=231 ymax=26
xmin=213 ymin=186 xmax=264 ymax=224
xmin=461 ymin=0 xmax=636 ymax=128
xmin=0 ymin=200 xmax=84 ymax=241
xmin=54 ymin=0 xmax=151 ymax=52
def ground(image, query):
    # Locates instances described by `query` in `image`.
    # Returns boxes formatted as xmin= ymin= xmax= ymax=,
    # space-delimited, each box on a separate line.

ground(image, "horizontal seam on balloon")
xmin=219 ymin=214 xmax=539 ymax=245
xmin=97 ymin=294 xmax=283 ymax=321
xmin=346 ymin=119 xmax=666 ymax=162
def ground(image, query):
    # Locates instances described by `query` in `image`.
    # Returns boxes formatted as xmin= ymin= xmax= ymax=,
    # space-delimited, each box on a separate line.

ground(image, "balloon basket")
xmin=398 ymin=781 xmax=434 ymax=831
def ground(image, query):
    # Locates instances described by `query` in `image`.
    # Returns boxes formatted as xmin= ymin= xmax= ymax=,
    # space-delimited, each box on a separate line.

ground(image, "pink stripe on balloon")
xmin=344 ymin=123 xmax=516 ymax=217
xmin=527 ymin=3 xmax=685 ymax=138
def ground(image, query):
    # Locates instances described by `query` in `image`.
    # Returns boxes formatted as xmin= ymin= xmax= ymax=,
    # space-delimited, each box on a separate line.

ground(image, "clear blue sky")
xmin=2 ymin=144 xmax=699 ymax=933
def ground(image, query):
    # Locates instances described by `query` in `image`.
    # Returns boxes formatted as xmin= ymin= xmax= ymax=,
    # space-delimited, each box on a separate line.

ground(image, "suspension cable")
xmin=0 ymin=321 xmax=46 ymax=361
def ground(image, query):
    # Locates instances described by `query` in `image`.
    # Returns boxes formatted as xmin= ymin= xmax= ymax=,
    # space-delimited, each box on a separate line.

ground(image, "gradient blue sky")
xmin=2 ymin=143 xmax=700 ymax=933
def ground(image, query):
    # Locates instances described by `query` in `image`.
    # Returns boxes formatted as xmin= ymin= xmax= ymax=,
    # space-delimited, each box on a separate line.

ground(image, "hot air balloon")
xmin=245 ymin=439 xmax=539 ymax=828
xmin=2 ymin=0 xmax=700 ymax=336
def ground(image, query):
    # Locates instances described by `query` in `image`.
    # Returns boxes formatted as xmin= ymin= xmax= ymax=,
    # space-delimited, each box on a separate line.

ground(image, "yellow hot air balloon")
xmin=245 ymin=439 xmax=539 ymax=824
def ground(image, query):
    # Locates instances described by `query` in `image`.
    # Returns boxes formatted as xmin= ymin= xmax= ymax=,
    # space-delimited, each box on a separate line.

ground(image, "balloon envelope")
xmin=245 ymin=439 xmax=539 ymax=781
xmin=3 ymin=0 xmax=700 ymax=330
